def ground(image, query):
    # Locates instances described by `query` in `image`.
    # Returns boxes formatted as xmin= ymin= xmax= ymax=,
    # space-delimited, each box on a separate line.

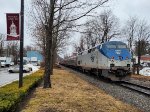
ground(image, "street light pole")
xmin=19 ymin=0 xmax=24 ymax=88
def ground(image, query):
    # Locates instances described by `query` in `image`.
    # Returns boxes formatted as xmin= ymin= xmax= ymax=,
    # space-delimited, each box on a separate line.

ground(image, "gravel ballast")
xmin=67 ymin=68 xmax=150 ymax=112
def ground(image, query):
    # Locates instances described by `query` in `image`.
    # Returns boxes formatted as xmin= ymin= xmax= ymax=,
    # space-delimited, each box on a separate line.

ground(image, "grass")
xmin=131 ymin=74 xmax=150 ymax=81
xmin=21 ymin=68 xmax=141 ymax=112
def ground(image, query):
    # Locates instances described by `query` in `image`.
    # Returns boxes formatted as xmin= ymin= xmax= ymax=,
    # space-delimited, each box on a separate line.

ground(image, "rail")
xmin=118 ymin=81 xmax=150 ymax=97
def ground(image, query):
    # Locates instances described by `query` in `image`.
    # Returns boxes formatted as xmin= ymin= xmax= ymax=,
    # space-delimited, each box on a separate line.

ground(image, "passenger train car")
xmin=61 ymin=41 xmax=132 ymax=81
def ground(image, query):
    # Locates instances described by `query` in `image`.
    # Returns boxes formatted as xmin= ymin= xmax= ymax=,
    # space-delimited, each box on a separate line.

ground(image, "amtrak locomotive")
xmin=62 ymin=41 xmax=132 ymax=81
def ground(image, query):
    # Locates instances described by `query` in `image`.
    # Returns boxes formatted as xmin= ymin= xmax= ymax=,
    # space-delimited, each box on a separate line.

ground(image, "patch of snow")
xmin=139 ymin=67 xmax=150 ymax=76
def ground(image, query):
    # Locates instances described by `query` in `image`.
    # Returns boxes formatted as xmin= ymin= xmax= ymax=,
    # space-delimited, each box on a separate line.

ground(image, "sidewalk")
xmin=20 ymin=68 xmax=140 ymax=112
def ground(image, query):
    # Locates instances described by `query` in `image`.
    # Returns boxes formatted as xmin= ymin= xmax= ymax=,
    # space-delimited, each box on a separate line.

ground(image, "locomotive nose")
xmin=117 ymin=70 xmax=125 ymax=76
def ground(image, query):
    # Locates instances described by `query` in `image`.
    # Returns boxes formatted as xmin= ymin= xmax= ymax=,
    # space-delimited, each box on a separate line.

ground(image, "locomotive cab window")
xmin=117 ymin=45 xmax=127 ymax=48
xmin=106 ymin=45 xmax=116 ymax=48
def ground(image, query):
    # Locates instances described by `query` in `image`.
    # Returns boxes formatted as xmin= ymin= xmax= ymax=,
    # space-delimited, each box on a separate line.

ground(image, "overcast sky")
xmin=110 ymin=0 xmax=150 ymax=25
xmin=0 ymin=0 xmax=150 ymax=47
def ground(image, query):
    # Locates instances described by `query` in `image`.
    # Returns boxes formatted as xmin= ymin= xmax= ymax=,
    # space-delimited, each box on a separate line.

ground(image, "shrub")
xmin=0 ymin=70 xmax=43 ymax=112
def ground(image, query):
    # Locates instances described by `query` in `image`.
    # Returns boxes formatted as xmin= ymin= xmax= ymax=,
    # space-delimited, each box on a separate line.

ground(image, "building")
xmin=141 ymin=55 xmax=150 ymax=63
xmin=27 ymin=51 xmax=43 ymax=63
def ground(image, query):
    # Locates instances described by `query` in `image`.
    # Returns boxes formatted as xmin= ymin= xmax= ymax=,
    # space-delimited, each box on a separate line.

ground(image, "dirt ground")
xmin=131 ymin=74 xmax=150 ymax=81
xmin=20 ymin=68 xmax=141 ymax=112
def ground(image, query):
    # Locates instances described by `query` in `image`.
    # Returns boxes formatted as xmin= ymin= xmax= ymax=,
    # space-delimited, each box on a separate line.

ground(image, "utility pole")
xmin=137 ymin=40 xmax=141 ymax=75
xmin=19 ymin=0 xmax=24 ymax=88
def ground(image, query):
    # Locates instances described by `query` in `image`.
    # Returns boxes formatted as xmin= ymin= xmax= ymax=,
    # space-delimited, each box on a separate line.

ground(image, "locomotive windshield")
xmin=106 ymin=44 xmax=127 ymax=49
xmin=117 ymin=45 xmax=127 ymax=48
xmin=106 ymin=45 xmax=116 ymax=48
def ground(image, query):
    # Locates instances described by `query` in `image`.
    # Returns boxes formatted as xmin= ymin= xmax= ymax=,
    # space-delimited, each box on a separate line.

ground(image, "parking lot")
xmin=0 ymin=65 xmax=39 ymax=87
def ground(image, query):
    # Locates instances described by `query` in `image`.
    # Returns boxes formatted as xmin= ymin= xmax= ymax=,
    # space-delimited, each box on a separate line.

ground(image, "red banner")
xmin=6 ymin=13 xmax=20 ymax=40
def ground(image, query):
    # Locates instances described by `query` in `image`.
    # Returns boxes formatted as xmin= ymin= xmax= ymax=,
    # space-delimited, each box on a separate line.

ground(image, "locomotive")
xmin=61 ymin=41 xmax=132 ymax=81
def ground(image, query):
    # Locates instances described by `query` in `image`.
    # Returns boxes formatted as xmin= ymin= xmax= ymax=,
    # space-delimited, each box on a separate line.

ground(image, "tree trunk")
xmin=51 ymin=0 xmax=62 ymax=75
xmin=137 ymin=40 xmax=141 ymax=75
xmin=43 ymin=27 xmax=52 ymax=88
xmin=50 ymin=52 xmax=53 ymax=75
xmin=43 ymin=0 xmax=55 ymax=88
xmin=44 ymin=63 xmax=51 ymax=88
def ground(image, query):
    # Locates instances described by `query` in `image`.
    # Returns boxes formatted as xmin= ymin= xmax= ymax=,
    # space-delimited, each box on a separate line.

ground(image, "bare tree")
xmin=0 ymin=34 xmax=5 ymax=57
xmin=134 ymin=40 xmax=149 ymax=56
xmin=29 ymin=0 xmax=110 ymax=88
xmin=122 ymin=17 xmax=138 ymax=49
xmin=136 ymin=20 xmax=150 ymax=41
xmin=98 ymin=10 xmax=120 ymax=43
xmin=5 ymin=41 xmax=19 ymax=64
xmin=79 ymin=10 xmax=119 ymax=49
xmin=122 ymin=17 xmax=138 ymax=74
xmin=25 ymin=45 xmax=33 ymax=51
xmin=135 ymin=20 xmax=150 ymax=74
xmin=123 ymin=17 xmax=150 ymax=74
xmin=81 ymin=23 xmax=96 ymax=49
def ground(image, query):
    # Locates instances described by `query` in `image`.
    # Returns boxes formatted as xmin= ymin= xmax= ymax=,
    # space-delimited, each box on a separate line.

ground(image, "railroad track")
xmin=62 ymin=65 xmax=150 ymax=97
xmin=118 ymin=81 xmax=150 ymax=97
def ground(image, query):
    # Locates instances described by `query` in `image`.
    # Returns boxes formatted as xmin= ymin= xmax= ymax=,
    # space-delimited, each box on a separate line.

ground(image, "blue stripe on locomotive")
xmin=98 ymin=41 xmax=131 ymax=60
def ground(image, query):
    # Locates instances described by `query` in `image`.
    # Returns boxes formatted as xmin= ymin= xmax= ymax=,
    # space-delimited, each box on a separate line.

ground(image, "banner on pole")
xmin=6 ymin=13 xmax=20 ymax=41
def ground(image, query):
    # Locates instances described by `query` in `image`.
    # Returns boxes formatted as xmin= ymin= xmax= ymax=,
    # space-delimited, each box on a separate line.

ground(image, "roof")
xmin=141 ymin=55 xmax=150 ymax=60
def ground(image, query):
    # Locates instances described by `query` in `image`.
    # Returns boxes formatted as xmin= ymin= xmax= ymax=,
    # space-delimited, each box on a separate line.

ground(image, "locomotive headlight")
xmin=111 ymin=56 xmax=114 ymax=62
xmin=127 ymin=64 xmax=130 ymax=67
